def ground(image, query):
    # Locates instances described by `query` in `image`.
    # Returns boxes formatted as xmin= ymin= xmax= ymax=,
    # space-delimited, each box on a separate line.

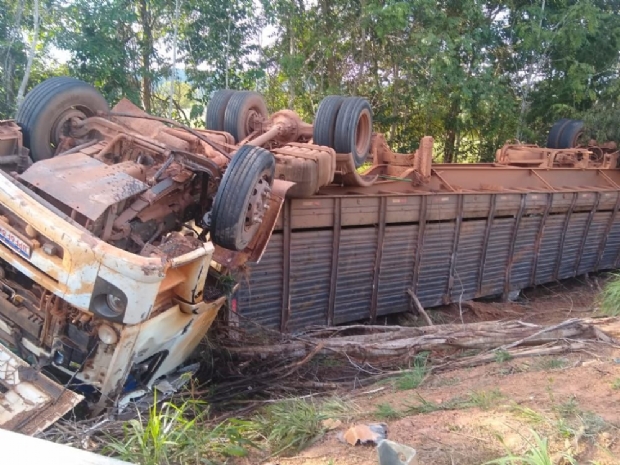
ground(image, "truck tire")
xmin=206 ymin=89 xmax=236 ymax=131
xmin=313 ymin=95 xmax=345 ymax=148
xmin=210 ymin=145 xmax=275 ymax=251
xmin=334 ymin=97 xmax=373 ymax=167
xmin=546 ymin=118 xmax=571 ymax=149
xmin=557 ymin=120 xmax=584 ymax=149
xmin=223 ymin=91 xmax=268 ymax=142
xmin=16 ymin=76 xmax=109 ymax=161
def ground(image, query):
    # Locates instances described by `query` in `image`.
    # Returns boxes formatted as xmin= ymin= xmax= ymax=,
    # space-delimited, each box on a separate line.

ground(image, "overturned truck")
xmin=0 ymin=77 xmax=619 ymax=431
xmin=0 ymin=77 xmax=374 ymax=430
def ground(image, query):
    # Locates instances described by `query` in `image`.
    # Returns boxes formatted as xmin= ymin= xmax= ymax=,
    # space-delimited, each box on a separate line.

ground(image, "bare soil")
xmin=260 ymin=276 xmax=620 ymax=465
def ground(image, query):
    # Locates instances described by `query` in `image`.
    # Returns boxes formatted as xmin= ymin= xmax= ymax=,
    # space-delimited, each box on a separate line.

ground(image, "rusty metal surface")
xmin=451 ymin=219 xmax=486 ymax=302
xmin=0 ymin=344 xmax=83 ymax=435
xmin=233 ymin=233 xmax=284 ymax=330
xmin=20 ymin=152 xmax=148 ymax=221
xmin=377 ymin=224 xmax=418 ymax=316
xmin=233 ymin=157 xmax=620 ymax=331
xmin=287 ymin=229 xmax=333 ymax=331
xmin=333 ymin=227 xmax=378 ymax=324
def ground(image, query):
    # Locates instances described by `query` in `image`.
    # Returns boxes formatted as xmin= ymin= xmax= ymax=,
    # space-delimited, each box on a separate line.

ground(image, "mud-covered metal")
xmin=0 ymin=344 xmax=83 ymax=435
xmin=233 ymin=137 xmax=620 ymax=331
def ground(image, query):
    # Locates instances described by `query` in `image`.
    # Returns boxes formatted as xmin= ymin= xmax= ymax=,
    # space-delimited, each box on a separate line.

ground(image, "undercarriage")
xmin=0 ymin=77 xmax=618 ymax=433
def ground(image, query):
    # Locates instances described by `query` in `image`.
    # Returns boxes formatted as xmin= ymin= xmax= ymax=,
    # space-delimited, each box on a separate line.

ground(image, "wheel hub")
xmin=50 ymin=109 xmax=86 ymax=147
xmin=244 ymin=174 xmax=272 ymax=237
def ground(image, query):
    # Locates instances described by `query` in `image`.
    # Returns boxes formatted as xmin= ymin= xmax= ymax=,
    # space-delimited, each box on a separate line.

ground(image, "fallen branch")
xmin=407 ymin=289 xmax=433 ymax=326
xmin=224 ymin=317 xmax=620 ymax=368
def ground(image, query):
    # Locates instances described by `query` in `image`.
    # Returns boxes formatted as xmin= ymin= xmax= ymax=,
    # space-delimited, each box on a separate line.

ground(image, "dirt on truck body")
xmin=0 ymin=78 xmax=376 ymax=432
xmin=231 ymin=121 xmax=620 ymax=332
xmin=0 ymin=77 xmax=619 ymax=432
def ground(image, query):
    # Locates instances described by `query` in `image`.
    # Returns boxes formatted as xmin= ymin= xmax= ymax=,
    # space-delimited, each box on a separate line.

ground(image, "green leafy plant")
xmin=375 ymin=402 xmax=402 ymax=420
xmin=394 ymin=352 xmax=429 ymax=390
xmin=495 ymin=350 xmax=513 ymax=363
xmin=599 ymin=274 xmax=620 ymax=316
xmin=105 ymin=395 xmax=255 ymax=465
xmin=254 ymin=397 xmax=351 ymax=456
xmin=484 ymin=429 xmax=575 ymax=465
xmin=468 ymin=388 xmax=504 ymax=411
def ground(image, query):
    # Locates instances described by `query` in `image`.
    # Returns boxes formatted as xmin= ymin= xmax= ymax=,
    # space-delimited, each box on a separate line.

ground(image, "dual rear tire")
xmin=547 ymin=118 xmax=584 ymax=149
xmin=313 ymin=95 xmax=373 ymax=168
xmin=205 ymin=90 xmax=268 ymax=143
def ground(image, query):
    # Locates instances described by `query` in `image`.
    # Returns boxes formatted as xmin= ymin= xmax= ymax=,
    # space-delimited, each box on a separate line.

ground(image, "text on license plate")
xmin=0 ymin=224 xmax=31 ymax=258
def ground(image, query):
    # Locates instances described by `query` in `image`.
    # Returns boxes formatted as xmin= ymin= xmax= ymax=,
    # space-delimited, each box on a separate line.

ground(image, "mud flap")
xmin=0 ymin=345 xmax=83 ymax=435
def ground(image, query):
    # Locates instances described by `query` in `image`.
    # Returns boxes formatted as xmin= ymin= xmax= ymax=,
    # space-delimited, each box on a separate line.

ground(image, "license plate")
xmin=0 ymin=223 xmax=31 ymax=258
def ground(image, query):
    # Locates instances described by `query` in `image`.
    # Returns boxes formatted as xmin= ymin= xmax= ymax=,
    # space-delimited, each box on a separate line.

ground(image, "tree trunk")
xmin=224 ymin=317 xmax=619 ymax=368
xmin=443 ymin=98 xmax=460 ymax=163
xmin=168 ymin=0 xmax=181 ymax=118
xmin=139 ymin=0 xmax=153 ymax=113
xmin=4 ymin=0 xmax=24 ymax=113
xmin=320 ymin=0 xmax=337 ymax=92
xmin=16 ymin=0 xmax=39 ymax=110
xmin=390 ymin=62 xmax=399 ymax=143
xmin=288 ymin=16 xmax=295 ymax=109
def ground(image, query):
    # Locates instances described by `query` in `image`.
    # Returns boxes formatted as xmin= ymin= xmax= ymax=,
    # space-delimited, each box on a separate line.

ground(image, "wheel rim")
xmin=242 ymin=108 xmax=261 ymax=138
xmin=354 ymin=108 xmax=372 ymax=155
xmin=242 ymin=170 xmax=272 ymax=246
xmin=49 ymin=105 xmax=94 ymax=149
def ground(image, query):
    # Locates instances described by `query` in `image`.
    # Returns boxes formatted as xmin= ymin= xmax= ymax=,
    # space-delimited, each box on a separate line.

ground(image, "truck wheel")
xmin=546 ymin=118 xmax=571 ymax=148
xmin=334 ymin=97 xmax=373 ymax=167
xmin=210 ymin=145 xmax=275 ymax=251
xmin=223 ymin=91 xmax=268 ymax=143
xmin=557 ymin=120 xmax=584 ymax=149
xmin=16 ymin=76 xmax=109 ymax=161
xmin=206 ymin=89 xmax=236 ymax=131
xmin=313 ymin=95 xmax=345 ymax=148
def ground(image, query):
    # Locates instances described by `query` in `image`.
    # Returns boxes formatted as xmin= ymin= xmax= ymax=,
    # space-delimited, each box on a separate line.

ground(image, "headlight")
xmin=89 ymin=277 xmax=128 ymax=322
xmin=98 ymin=324 xmax=119 ymax=345
xmin=106 ymin=294 xmax=126 ymax=315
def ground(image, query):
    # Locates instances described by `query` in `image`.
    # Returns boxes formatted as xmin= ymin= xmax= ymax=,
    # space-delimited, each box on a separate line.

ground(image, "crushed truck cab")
xmin=0 ymin=77 xmax=385 ymax=430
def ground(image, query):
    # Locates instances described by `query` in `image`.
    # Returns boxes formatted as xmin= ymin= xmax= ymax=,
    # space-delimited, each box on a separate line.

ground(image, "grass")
xmin=611 ymin=378 xmax=620 ymax=390
xmin=402 ymin=389 xmax=504 ymax=415
xmin=106 ymin=395 xmax=356 ymax=463
xmin=393 ymin=352 xmax=429 ymax=390
xmin=374 ymin=402 xmax=403 ymax=420
xmin=534 ymin=357 xmax=569 ymax=371
xmin=253 ymin=397 xmax=354 ymax=456
xmin=468 ymin=388 xmax=504 ymax=410
xmin=495 ymin=350 xmax=513 ymax=363
xmin=484 ymin=429 xmax=575 ymax=465
xmin=552 ymin=395 xmax=579 ymax=418
xmin=598 ymin=273 xmax=620 ymax=316
xmin=510 ymin=404 xmax=546 ymax=425
xmin=105 ymin=396 xmax=255 ymax=465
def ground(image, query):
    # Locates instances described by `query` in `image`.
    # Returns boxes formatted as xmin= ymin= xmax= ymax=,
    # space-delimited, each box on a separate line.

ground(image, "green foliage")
xmin=374 ymin=402 xmax=403 ymax=420
xmin=466 ymin=389 xmax=504 ymax=411
xmin=253 ymin=397 xmax=351 ymax=456
xmin=394 ymin=352 xmax=429 ymax=390
xmin=3 ymin=0 xmax=620 ymax=154
xmin=484 ymin=429 xmax=575 ymax=465
xmin=599 ymin=274 xmax=620 ymax=316
xmin=495 ymin=350 xmax=513 ymax=363
xmin=105 ymin=396 xmax=256 ymax=465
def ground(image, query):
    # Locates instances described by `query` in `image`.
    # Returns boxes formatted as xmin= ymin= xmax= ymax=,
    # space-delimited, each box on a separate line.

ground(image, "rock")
xmin=377 ymin=439 xmax=418 ymax=465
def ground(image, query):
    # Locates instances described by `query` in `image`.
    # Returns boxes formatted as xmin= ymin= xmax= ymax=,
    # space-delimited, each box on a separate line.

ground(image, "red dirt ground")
xmin=256 ymin=276 xmax=620 ymax=465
